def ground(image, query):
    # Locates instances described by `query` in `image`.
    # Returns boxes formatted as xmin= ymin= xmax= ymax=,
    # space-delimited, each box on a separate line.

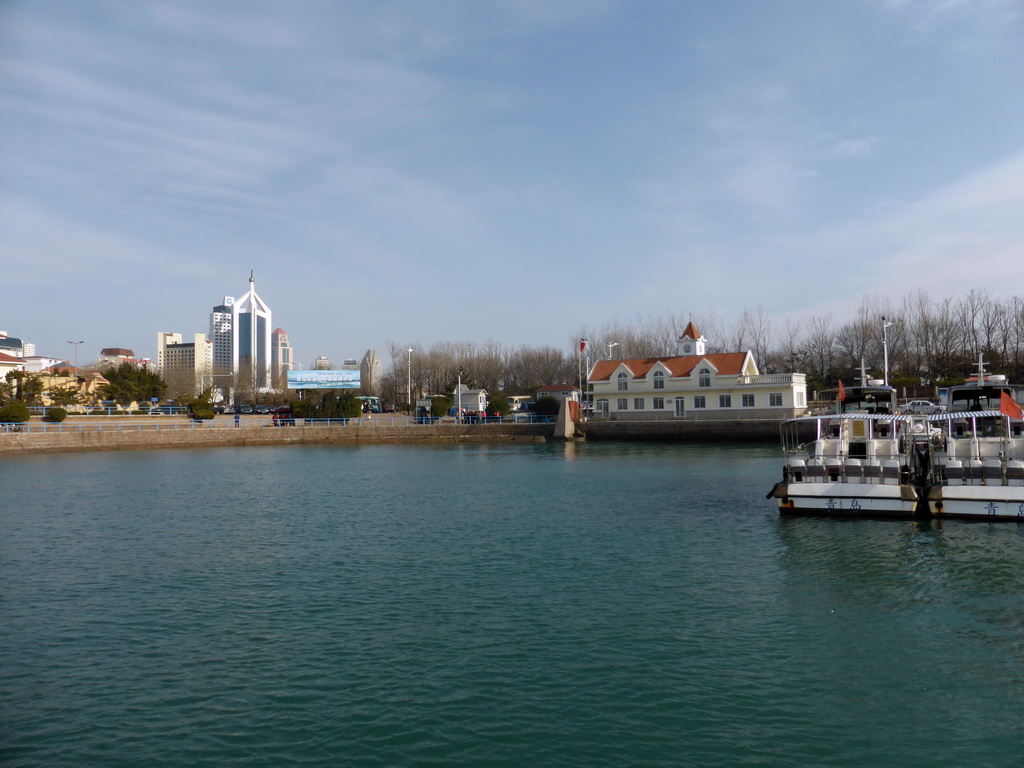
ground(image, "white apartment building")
xmin=157 ymin=332 xmax=213 ymax=394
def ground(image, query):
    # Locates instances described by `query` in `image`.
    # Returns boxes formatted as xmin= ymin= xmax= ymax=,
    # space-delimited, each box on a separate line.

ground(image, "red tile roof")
xmin=589 ymin=352 xmax=750 ymax=382
xmin=679 ymin=321 xmax=701 ymax=340
xmin=0 ymin=352 xmax=24 ymax=363
xmin=536 ymin=384 xmax=580 ymax=392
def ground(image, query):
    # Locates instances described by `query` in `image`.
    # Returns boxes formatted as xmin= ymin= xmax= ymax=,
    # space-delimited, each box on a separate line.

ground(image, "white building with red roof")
xmin=0 ymin=351 xmax=26 ymax=379
xmin=587 ymin=322 xmax=806 ymax=420
xmin=535 ymin=384 xmax=581 ymax=403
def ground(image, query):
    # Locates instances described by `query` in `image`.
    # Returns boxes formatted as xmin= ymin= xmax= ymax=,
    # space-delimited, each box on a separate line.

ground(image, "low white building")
xmin=453 ymin=384 xmax=487 ymax=413
xmin=588 ymin=322 xmax=806 ymax=420
xmin=535 ymin=384 xmax=581 ymax=403
xmin=22 ymin=356 xmax=68 ymax=373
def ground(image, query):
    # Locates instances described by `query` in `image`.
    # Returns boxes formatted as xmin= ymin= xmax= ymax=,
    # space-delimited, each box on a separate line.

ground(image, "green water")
xmin=2 ymin=443 xmax=1022 ymax=767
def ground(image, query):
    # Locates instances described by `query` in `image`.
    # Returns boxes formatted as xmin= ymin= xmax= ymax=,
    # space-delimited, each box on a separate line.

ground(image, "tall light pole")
xmin=67 ymin=340 xmax=84 ymax=372
xmin=606 ymin=341 xmax=619 ymax=360
xmin=406 ymin=347 xmax=413 ymax=414
xmin=882 ymin=317 xmax=895 ymax=387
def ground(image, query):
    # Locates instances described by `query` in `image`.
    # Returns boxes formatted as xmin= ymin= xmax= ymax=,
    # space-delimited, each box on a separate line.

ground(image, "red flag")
xmin=1000 ymin=391 xmax=1023 ymax=420
xmin=837 ymin=380 xmax=846 ymax=402
xmin=579 ymin=338 xmax=587 ymax=353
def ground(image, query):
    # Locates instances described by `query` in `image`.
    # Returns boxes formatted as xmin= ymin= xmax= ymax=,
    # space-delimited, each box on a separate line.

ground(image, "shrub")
xmin=45 ymin=407 xmax=68 ymax=423
xmin=486 ymin=394 xmax=510 ymax=416
xmin=430 ymin=396 xmax=453 ymax=418
xmin=191 ymin=408 xmax=216 ymax=420
xmin=0 ymin=402 xmax=31 ymax=423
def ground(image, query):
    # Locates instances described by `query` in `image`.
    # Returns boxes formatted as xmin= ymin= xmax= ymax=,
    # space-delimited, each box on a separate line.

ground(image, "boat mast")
xmin=882 ymin=316 xmax=895 ymax=386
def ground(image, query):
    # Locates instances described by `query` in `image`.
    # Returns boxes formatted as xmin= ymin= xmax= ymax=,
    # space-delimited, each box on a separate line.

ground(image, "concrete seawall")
xmin=0 ymin=418 xmax=787 ymax=456
xmin=579 ymin=419 xmax=783 ymax=443
xmin=0 ymin=423 xmax=552 ymax=456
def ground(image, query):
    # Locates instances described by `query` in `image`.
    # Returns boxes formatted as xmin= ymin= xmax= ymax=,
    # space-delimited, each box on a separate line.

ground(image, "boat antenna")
xmin=976 ymin=353 xmax=987 ymax=386
xmin=858 ymin=358 xmax=869 ymax=387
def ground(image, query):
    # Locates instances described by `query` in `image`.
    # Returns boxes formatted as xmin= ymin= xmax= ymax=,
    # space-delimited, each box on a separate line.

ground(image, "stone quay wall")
xmin=0 ymin=418 xmax=788 ymax=456
xmin=578 ymin=419 xmax=782 ymax=443
xmin=0 ymin=422 xmax=552 ymax=456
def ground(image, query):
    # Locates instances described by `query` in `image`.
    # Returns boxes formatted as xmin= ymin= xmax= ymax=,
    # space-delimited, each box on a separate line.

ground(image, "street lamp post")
xmin=406 ymin=347 xmax=413 ymax=414
xmin=65 ymin=340 xmax=84 ymax=412
xmin=606 ymin=342 xmax=619 ymax=360
xmin=67 ymin=340 xmax=84 ymax=372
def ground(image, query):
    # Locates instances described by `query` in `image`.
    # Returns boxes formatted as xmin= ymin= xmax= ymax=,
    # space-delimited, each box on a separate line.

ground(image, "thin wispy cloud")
xmin=2 ymin=0 xmax=1022 ymax=364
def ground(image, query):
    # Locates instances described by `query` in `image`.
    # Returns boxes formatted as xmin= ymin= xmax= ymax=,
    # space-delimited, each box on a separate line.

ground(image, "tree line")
xmin=372 ymin=290 xmax=1024 ymax=404
xmin=5 ymin=289 xmax=1021 ymax=411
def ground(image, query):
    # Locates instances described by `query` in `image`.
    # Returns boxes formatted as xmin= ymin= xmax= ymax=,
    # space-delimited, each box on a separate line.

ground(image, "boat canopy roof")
xmin=786 ymin=413 xmax=908 ymax=424
xmin=927 ymin=409 xmax=1016 ymax=422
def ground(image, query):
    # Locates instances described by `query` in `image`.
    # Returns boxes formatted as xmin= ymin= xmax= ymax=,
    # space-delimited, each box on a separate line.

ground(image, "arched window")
xmin=698 ymin=367 xmax=711 ymax=388
xmin=653 ymin=370 xmax=665 ymax=390
xmin=617 ymin=372 xmax=628 ymax=391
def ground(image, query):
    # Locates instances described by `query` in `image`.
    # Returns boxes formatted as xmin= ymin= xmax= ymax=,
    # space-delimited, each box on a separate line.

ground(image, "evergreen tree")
xmin=100 ymin=364 xmax=167 ymax=407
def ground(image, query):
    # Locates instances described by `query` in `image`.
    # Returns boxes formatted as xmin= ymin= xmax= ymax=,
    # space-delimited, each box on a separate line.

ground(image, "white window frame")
xmin=617 ymin=372 xmax=628 ymax=391
xmin=769 ymin=392 xmax=783 ymax=407
xmin=674 ymin=397 xmax=685 ymax=417
xmin=617 ymin=398 xmax=628 ymax=410
xmin=698 ymin=367 xmax=711 ymax=388
xmin=719 ymin=394 xmax=731 ymax=408
xmin=633 ymin=397 xmax=644 ymax=411
xmin=653 ymin=371 xmax=665 ymax=390
xmin=742 ymin=393 xmax=755 ymax=408
xmin=653 ymin=397 xmax=665 ymax=410
xmin=694 ymin=395 xmax=706 ymax=409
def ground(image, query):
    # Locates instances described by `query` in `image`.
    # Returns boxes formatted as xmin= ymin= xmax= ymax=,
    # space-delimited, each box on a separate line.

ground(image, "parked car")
xmin=903 ymin=400 xmax=945 ymax=414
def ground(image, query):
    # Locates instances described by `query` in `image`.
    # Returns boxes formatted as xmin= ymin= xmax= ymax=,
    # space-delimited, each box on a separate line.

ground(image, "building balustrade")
xmin=736 ymin=373 xmax=806 ymax=386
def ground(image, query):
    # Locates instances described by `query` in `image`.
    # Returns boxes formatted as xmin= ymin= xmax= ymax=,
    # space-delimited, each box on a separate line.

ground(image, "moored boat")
xmin=768 ymin=382 xmax=932 ymax=518
xmin=924 ymin=372 xmax=1024 ymax=521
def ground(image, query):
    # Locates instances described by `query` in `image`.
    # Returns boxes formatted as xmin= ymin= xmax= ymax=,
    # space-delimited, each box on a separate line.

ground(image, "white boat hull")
xmin=774 ymin=482 xmax=920 ymax=517
xmin=927 ymin=486 xmax=1024 ymax=521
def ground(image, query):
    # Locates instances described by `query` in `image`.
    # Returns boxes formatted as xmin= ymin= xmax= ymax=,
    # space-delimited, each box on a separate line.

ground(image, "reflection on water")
xmin=1 ymin=444 xmax=1022 ymax=768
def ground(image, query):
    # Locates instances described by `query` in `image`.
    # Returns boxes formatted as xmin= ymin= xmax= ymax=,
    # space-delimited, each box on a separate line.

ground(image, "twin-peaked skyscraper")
xmin=209 ymin=270 xmax=274 ymax=389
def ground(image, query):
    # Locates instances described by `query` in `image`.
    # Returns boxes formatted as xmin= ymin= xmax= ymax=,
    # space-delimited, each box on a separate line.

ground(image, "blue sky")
xmin=3 ymin=0 xmax=1023 ymax=368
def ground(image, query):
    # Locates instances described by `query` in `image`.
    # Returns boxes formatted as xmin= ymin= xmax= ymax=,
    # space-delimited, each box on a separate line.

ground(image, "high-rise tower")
xmin=210 ymin=297 xmax=235 ymax=375
xmin=208 ymin=270 xmax=273 ymax=389
xmin=271 ymin=327 xmax=294 ymax=390
xmin=234 ymin=270 xmax=272 ymax=389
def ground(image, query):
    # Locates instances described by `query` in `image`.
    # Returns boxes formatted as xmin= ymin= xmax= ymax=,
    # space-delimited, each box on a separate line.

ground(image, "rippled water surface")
xmin=2 ymin=442 xmax=1023 ymax=767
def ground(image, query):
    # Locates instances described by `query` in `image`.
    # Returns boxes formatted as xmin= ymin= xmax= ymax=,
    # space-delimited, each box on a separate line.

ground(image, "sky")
xmin=3 ymin=0 xmax=1024 ymax=369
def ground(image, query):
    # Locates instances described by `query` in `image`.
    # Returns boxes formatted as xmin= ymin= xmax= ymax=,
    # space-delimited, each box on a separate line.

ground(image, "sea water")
xmin=2 ymin=442 xmax=1022 ymax=767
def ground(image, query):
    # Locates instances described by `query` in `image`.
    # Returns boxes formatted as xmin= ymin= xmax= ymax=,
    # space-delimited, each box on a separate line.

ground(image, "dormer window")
xmin=698 ymin=367 xmax=711 ymax=388
xmin=653 ymin=371 xmax=665 ymax=390
xmin=617 ymin=372 xmax=628 ymax=391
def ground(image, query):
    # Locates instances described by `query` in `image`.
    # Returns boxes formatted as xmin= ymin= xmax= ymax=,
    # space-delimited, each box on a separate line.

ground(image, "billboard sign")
xmin=287 ymin=370 xmax=361 ymax=390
